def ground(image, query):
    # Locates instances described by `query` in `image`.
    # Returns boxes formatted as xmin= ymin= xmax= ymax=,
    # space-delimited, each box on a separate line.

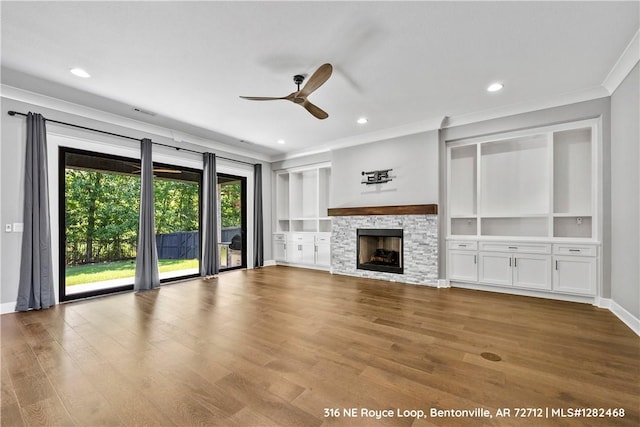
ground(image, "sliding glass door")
xmin=60 ymin=147 xmax=201 ymax=301
xmin=218 ymin=173 xmax=247 ymax=271
xmin=154 ymin=165 xmax=201 ymax=281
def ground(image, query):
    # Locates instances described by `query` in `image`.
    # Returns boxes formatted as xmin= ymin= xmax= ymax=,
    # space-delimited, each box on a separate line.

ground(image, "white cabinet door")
xmin=553 ymin=256 xmax=596 ymax=295
xmin=300 ymin=243 xmax=315 ymax=264
xmin=479 ymin=252 xmax=512 ymax=286
xmin=513 ymin=254 xmax=552 ymax=290
xmin=274 ymin=242 xmax=286 ymax=262
xmin=286 ymin=242 xmax=299 ymax=263
xmin=448 ymin=250 xmax=478 ymax=282
xmin=316 ymin=244 xmax=331 ymax=266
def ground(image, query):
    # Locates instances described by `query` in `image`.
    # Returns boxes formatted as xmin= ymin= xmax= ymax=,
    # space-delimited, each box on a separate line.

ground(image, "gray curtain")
xmin=201 ymin=152 xmax=219 ymax=276
xmin=253 ymin=163 xmax=264 ymax=268
xmin=134 ymin=138 xmax=160 ymax=291
xmin=16 ymin=113 xmax=55 ymax=311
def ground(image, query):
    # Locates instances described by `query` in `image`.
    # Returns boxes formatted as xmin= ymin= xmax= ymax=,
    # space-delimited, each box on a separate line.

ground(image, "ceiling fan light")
xmin=70 ymin=67 xmax=91 ymax=78
xmin=487 ymin=82 xmax=503 ymax=92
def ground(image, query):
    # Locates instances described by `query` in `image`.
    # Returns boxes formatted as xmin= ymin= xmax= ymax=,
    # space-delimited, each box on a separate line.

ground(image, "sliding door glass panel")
xmin=153 ymin=165 xmax=201 ymax=281
xmin=218 ymin=174 xmax=246 ymax=271
xmin=62 ymin=149 xmax=140 ymax=300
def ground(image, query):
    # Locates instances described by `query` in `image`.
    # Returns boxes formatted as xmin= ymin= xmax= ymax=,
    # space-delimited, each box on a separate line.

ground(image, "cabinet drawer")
xmin=479 ymin=242 xmax=551 ymax=254
xmin=315 ymin=234 xmax=331 ymax=244
xmin=288 ymin=233 xmax=315 ymax=243
xmin=553 ymin=244 xmax=596 ymax=256
xmin=273 ymin=234 xmax=287 ymax=243
xmin=447 ymin=241 xmax=478 ymax=250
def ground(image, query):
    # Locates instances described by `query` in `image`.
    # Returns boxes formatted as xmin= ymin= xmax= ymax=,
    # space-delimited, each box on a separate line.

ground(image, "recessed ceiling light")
xmin=487 ymin=82 xmax=503 ymax=92
xmin=70 ymin=68 xmax=91 ymax=78
xmin=357 ymin=117 xmax=368 ymax=124
xmin=277 ymin=139 xmax=286 ymax=145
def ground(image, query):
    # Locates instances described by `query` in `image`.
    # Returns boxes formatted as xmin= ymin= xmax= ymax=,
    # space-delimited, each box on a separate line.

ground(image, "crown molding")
xmin=445 ymin=86 xmax=609 ymax=129
xmin=1 ymin=84 xmax=271 ymax=163
xmin=602 ymin=29 xmax=640 ymax=95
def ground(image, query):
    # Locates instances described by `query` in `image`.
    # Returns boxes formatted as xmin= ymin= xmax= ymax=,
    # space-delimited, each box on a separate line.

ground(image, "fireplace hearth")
xmin=357 ymin=228 xmax=403 ymax=274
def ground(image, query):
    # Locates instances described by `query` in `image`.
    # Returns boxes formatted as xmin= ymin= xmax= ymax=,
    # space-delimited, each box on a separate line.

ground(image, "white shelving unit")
xmin=273 ymin=163 xmax=332 ymax=269
xmin=446 ymin=119 xmax=601 ymax=301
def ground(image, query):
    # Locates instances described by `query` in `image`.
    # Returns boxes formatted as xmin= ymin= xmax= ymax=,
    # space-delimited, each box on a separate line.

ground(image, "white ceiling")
xmin=1 ymin=1 xmax=638 ymax=160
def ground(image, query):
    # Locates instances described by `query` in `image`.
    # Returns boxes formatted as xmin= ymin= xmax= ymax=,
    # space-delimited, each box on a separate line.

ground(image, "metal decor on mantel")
xmin=361 ymin=169 xmax=393 ymax=185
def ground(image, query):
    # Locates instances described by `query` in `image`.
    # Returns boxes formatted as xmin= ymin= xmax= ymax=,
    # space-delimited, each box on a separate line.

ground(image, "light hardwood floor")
xmin=1 ymin=266 xmax=638 ymax=426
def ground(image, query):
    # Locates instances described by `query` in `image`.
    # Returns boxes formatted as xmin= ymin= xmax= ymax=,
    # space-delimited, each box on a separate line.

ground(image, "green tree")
xmin=220 ymin=182 xmax=241 ymax=227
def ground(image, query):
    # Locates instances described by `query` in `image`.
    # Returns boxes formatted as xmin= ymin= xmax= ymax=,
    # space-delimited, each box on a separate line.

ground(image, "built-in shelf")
xmin=447 ymin=119 xmax=598 ymax=241
xmin=274 ymin=163 xmax=332 ymax=234
xmin=446 ymin=118 xmax=601 ymax=303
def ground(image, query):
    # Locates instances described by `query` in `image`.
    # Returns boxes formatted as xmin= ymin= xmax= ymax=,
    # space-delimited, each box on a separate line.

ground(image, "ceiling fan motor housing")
xmin=293 ymin=74 xmax=305 ymax=86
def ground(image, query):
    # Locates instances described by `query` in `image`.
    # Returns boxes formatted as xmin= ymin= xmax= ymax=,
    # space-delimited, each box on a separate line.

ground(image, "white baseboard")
xmin=262 ymin=259 xmax=277 ymax=267
xmin=437 ymin=279 xmax=450 ymax=288
xmin=600 ymin=298 xmax=640 ymax=336
xmin=1 ymin=302 xmax=16 ymax=315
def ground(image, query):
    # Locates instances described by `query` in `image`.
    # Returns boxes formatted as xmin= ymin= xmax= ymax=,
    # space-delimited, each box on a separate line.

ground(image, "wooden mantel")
xmin=327 ymin=204 xmax=438 ymax=216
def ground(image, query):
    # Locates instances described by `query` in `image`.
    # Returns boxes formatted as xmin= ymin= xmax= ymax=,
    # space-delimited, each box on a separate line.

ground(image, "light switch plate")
xmin=5 ymin=224 xmax=11 ymax=232
xmin=13 ymin=223 xmax=24 ymax=232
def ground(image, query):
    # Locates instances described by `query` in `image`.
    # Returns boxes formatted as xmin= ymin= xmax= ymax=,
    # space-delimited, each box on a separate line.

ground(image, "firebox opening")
xmin=357 ymin=228 xmax=403 ymax=274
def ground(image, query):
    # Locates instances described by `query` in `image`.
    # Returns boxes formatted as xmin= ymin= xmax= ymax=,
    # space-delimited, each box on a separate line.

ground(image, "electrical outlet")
xmin=576 ymin=217 xmax=583 ymax=225
xmin=5 ymin=224 xmax=12 ymax=232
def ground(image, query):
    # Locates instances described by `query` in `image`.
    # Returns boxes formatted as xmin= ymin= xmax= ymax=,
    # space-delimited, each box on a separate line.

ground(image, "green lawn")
xmin=65 ymin=258 xmax=199 ymax=286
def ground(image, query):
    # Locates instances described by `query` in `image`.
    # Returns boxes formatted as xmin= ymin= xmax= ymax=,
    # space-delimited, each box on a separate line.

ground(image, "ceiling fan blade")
xmin=302 ymin=100 xmax=329 ymax=120
xmin=298 ymin=63 xmax=333 ymax=98
xmin=239 ymin=96 xmax=288 ymax=101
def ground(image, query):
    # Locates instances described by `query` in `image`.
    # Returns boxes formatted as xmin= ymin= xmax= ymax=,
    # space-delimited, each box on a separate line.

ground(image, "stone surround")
xmin=331 ymin=214 xmax=438 ymax=286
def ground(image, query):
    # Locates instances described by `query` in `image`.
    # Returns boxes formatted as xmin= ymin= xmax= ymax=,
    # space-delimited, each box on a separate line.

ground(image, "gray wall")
xmin=442 ymin=97 xmax=612 ymax=296
xmin=0 ymin=96 xmax=272 ymax=308
xmin=610 ymin=63 xmax=639 ymax=319
xmin=330 ymin=131 xmax=439 ymax=208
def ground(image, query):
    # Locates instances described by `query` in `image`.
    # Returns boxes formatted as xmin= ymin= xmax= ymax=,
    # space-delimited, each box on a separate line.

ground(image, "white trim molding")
xmin=598 ymin=298 xmax=640 ymax=336
xmin=602 ymin=29 xmax=640 ymax=95
xmin=1 ymin=302 xmax=16 ymax=315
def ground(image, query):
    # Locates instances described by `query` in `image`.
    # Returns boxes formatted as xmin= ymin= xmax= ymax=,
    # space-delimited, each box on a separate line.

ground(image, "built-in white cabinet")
xmin=511 ymin=253 xmax=552 ymax=290
xmin=273 ymin=234 xmax=287 ymax=262
xmin=287 ymin=234 xmax=315 ymax=264
xmin=553 ymin=250 xmax=597 ymax=296
xmin=447 ymin=241 xmax=478 ymax=282
xmin=315 ymin=234 xmax=331 ymax=266
xmin=453 ymin=238 xmax=596 ymax=297
xmin=446 ymin=119 xmax=601 ymax=301
xmin=273 ymin=163 xmax=331 ymax=269
xmin=478 ymin=251 xmax=551 ymax=291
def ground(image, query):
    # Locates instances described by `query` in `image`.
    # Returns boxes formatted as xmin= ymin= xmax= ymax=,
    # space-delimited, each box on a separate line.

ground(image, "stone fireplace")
xmin=328 ymin=205 xmax=438 ymax=286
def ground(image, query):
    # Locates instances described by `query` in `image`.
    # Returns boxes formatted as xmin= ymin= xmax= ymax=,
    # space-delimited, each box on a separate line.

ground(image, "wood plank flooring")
xmin=1 ymin=266 xmax=638 ymax=426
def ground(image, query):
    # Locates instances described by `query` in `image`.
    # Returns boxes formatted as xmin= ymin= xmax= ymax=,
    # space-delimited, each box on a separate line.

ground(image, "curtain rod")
xmin=7 ymin=110 xmax=258 ymax=166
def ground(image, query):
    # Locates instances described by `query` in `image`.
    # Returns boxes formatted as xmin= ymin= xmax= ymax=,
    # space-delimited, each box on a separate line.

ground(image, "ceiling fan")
xmin=240 ymin=63 xmax=333 ymax=120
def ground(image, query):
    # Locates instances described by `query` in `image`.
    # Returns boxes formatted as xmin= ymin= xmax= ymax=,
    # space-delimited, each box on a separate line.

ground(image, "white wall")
xmin=330 ymin=131 xmax=439 ymax=208
xmin=0 ymin=96 xmax=272 ymax=311
xmin=610 ymin=62 xmax=639 ymax=321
